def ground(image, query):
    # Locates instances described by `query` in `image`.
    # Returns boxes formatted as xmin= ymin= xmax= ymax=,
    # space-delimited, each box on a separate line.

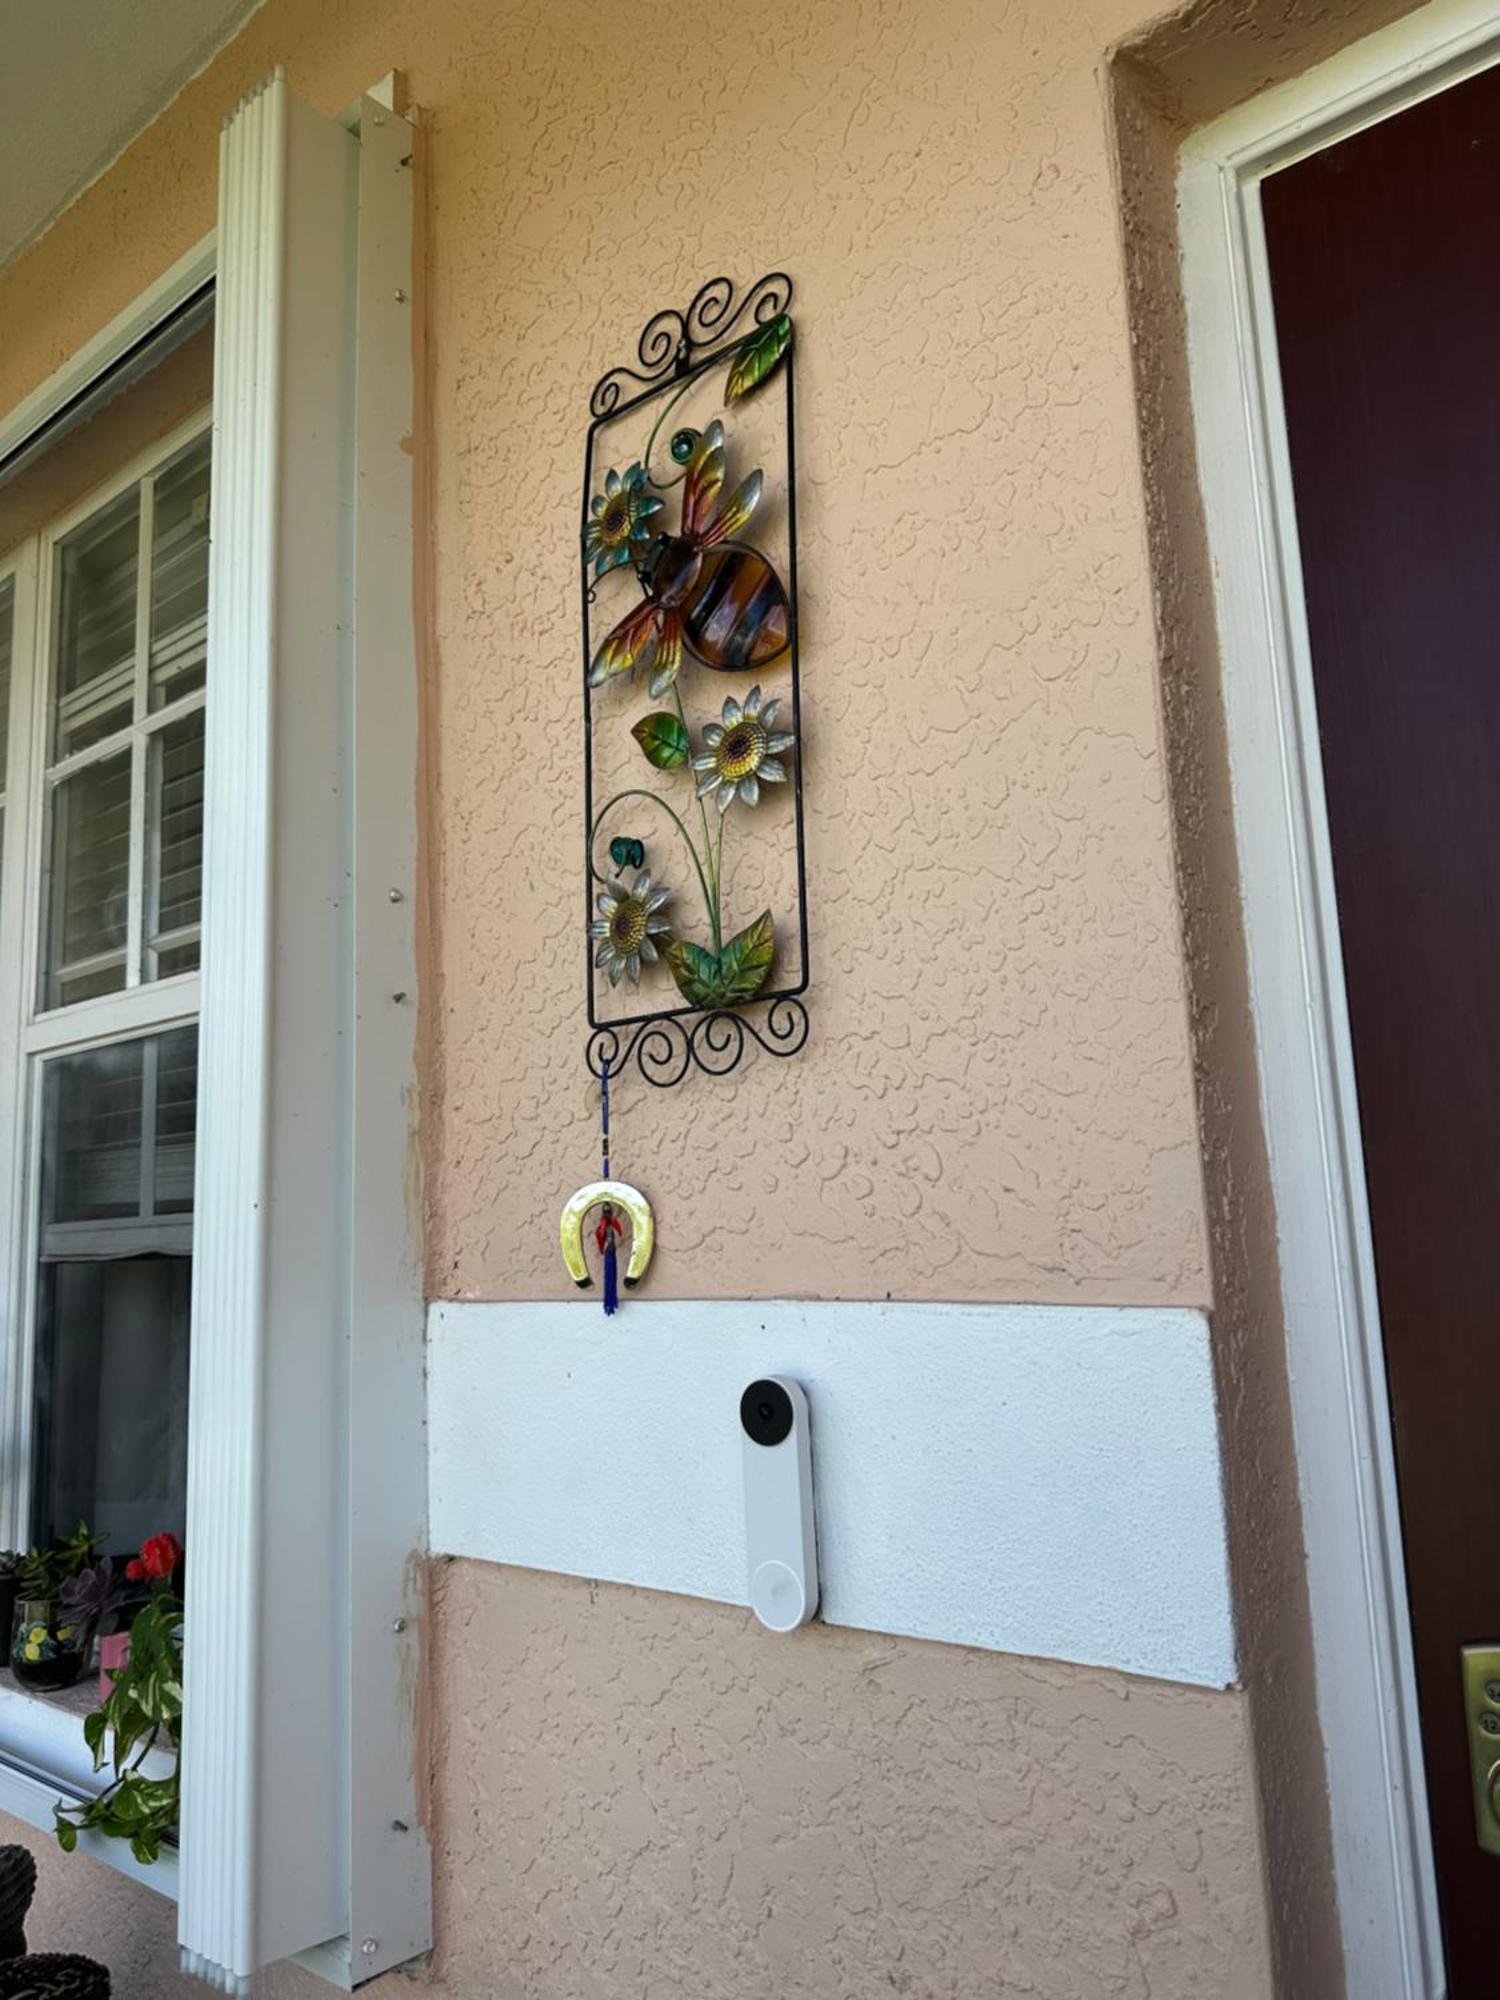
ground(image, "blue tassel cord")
xmin=600 ymin=1211 xmax=620 ymax=1315
xmin=597 ymin=1058 xmax=622 ymax=1316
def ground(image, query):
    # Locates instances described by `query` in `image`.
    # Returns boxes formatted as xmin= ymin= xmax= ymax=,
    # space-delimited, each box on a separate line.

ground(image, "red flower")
xmin=125 ymin=1560 xmax=144 ymax=1581
xmin=138 ymin=1533 xmax=182 ymax=1583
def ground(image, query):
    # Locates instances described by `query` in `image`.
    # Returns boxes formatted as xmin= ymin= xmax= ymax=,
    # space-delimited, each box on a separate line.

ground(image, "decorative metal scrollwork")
xmin=582 ymin=273 xmax=808 ymax=1089
xmin=587 ymin=997 xmax=810 ymax=1088
xmin=590 ymin=272 xmax=794 ymax=420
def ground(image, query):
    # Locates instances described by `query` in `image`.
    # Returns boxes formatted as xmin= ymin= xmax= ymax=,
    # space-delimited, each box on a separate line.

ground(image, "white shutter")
xmin=180 ymin=71 xmax=428 ymax=1993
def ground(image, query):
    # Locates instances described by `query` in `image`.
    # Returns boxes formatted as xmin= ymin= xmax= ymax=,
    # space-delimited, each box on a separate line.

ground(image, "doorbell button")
xmin=740 ymin=1375 xmax=818 ymax=1633
xmin=749 ymin=1559 xmax=807 ymax=1633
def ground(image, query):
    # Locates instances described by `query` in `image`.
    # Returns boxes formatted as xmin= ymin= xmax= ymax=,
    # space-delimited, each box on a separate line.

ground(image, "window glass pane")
xmin=44 ymin=749 xmax=130 ymax=1007
xmin=45 ymin=1038 xmax=144 ymax=1223
xmin=149 ymin=435 xmax=210 ymax=710
xmin=146 ymin=706 xmax=203 ymax=977
xmin=32 ymin=1030 xmax=195 ymax=1553
xmin=153 ymin=1026 xmax=197 ymax=1215
xmin=53 ymin=487 xmax=138 ymax=759
xmin=0 ymin=573 xmax=13 ymax=787
xmin=32 ymin=1259 xmax=190 ymax=1555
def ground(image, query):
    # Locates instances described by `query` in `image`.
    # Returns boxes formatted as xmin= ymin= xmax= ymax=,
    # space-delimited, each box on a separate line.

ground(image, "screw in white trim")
xmin=361 ymin=1938 xmax=379 ymax=1958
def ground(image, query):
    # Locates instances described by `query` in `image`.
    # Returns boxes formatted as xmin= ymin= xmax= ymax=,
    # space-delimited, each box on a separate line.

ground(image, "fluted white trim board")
xmin=179 ymin=73 xmax=429 ymax=1995
xmin=428 ymin=1299 xmax=1237 ymax=1688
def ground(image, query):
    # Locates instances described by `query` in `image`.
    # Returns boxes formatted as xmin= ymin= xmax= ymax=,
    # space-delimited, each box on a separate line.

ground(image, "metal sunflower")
xmin=692 ymin=685 xmax=795 ymax=814
xmin=590 ymin=870 xmax=673 ymax=985
xmin=584 ymin=462 xmax=662 ymax=579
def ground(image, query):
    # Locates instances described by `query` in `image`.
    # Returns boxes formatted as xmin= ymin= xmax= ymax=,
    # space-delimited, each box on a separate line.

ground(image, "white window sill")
xmin=0 ymin=1670 xmax=178 ymax=1898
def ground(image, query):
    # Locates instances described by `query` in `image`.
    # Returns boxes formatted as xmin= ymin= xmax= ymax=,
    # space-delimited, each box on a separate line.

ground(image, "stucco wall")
xmin=0 ymin=0 xmax=1437 ymax=1993
xmin=418 ymin=1562 xmax=1274 ymax=1999
xmin=1 ymin=1561 xmax=1274 ymax=2000
xmin=0 ymin=0 xmax=1217 ymax=1312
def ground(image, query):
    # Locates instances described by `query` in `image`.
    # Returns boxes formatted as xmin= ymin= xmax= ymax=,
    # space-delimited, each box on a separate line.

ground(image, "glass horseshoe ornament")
xmin=580 ymin=273 xmax=811 ymax=1091
xmin=560 ymin=1057 xmax=655 ymax=1314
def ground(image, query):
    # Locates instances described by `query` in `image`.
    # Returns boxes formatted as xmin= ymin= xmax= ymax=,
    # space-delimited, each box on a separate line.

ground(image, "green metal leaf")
xmin=716 ymin=910 xmax=776 ymax=1002
xmin=631 ymin=711 xmax=691 ymax=770
xmin=664 ymin=912 xmax=776 ymax=1008
xmin=664 ymin=940 xmax=723 ymax=1007
xmin=725 ymin=316 xmax=792 ymax=404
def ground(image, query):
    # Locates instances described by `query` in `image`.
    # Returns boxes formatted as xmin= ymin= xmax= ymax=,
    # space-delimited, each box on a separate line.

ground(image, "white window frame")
xmin=3 ymin=419 xmax=212 ymax=1525
xmin=0 ymin=371 xmax=212 ymax=1911
xmin=30 ymin=416 xmax=211 ymax=1010
xmin=0 ymin=73 xmax=429 ymax=1992
xmin=1180 ymin=4 xmax=1500 ymax=1994
xmin=0 ymin=544 xmax=39 ymax=1560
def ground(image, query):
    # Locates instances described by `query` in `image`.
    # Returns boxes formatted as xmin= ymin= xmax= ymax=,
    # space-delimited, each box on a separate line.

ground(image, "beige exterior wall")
xmin=3 ymin=1571 xmax=1272 ymax=1998
xmin=0 ymin=0 xmax=1432 ymax=1994
xmin=0 ymin=0 xmax=1216 ymax=1313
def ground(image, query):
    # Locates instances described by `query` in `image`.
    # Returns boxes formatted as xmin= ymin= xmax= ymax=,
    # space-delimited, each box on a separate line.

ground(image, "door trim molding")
xmin=1180 ymin=6 xmax=1500 ymax=1993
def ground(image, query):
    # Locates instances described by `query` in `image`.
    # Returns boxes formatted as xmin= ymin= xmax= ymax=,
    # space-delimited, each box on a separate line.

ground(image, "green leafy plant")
xmin=60 ymin=1557 xmax=130 ymax=1632
xmin=20 ymin=1522 xmax=105 ymax=1600
xmin=55 ymin=1532 xmax=183 ymax=1866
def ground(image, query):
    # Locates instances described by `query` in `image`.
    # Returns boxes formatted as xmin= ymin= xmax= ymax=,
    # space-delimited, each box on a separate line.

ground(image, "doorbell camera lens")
xmin=741 ymin=1378 xmax=794 ymax=1447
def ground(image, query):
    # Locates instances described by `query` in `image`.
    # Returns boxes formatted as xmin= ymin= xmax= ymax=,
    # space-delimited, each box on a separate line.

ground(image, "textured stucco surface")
xmin=412 ymin=1560 xmax=1271 ymax=2000
xmin=0 ymin=0 xmax=1217 ymax=1310
xmin=0 ymin=1561 xmax=1273 ymax=2000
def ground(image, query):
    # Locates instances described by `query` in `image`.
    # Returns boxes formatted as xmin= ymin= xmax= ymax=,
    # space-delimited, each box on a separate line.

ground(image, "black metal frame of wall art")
xmin=581 ymin=274 xmax=810 ymax=1088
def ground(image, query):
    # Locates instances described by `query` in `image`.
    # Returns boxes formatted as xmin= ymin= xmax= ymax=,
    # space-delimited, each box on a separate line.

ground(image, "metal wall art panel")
xmin=580 ymin=274 xmax=809 ymax=1090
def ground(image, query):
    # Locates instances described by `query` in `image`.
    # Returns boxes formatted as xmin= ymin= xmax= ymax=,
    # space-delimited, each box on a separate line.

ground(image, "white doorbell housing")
xmin=740 ymin=1376 xmax=819 ymax=1632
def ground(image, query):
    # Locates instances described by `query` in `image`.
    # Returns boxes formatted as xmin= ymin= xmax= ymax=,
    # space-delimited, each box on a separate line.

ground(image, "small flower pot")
xmin=98 ymin=1629 xmax=130 ymax=1703
xmin=10 ymin=1598 xmax=93 ymax=1692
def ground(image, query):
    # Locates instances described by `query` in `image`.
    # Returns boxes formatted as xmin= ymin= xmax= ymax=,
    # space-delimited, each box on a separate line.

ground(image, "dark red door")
xmin=1262 ymin=61 xmax=1500 ymax=1995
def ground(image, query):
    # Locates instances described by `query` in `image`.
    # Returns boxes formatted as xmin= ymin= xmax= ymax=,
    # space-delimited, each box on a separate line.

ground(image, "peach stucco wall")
xmin=1 ymin=1569 xmax=1275 ymax=1999
xmin=0 ymin=0 xmax=1217 ymax=1311
xmin=0 ymin=0 xmax=1431 ymax=1993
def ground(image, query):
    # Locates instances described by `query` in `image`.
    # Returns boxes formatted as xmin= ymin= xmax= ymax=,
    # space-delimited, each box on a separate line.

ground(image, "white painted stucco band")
xmin=428 ymin=1299 xmax=1237 ymax=1688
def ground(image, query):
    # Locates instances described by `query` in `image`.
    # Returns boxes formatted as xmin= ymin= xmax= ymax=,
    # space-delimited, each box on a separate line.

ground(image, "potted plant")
xmin=10 ymin=1525 xmax=105 ymax=1692
xmin=90 ymin=1533 xmax=175 ymax=1700
xmin=55 ymin=1531 xmax=183 ymax=1865
xmin=55 ymin=1558 xmax=134 ymax=1701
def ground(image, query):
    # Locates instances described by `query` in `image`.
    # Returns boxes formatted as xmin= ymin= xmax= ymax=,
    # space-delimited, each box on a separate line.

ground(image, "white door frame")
xmin=1180 ymin=5 xmax=1500 ymax=1994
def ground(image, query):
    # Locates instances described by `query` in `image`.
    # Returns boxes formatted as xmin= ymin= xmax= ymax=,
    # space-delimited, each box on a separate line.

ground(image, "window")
xmin=0 ymin=415 xmax=208 ymax=1571
xmin=31 ymin=1025 xmax=196 ymax=1550
xmin=43 ymin=431 xmax=208 ymax=1008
